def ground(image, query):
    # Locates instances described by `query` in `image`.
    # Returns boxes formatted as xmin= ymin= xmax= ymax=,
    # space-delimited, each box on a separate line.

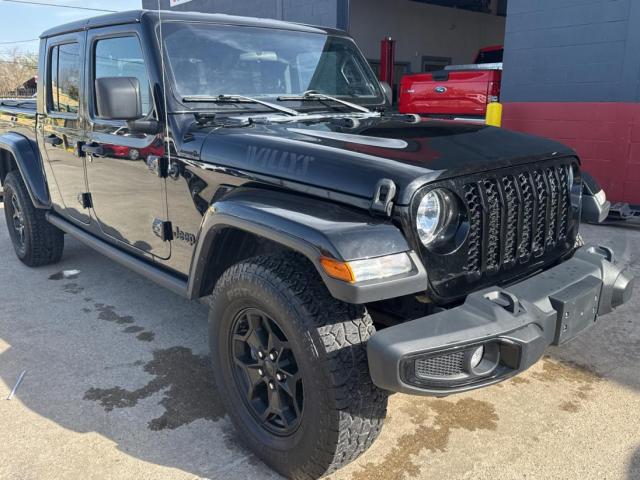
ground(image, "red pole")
xmin=380 ymin=37 xmax=396 ymax=91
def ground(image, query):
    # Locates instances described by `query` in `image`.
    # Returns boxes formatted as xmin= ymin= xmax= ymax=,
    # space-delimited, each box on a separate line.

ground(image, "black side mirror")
xmin=95 ymin=77 xmax=143 ymax=120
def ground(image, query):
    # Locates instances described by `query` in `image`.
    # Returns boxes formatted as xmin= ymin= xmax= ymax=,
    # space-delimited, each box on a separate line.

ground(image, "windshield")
xmin=161 ymin=22 xmax=384 ymax=106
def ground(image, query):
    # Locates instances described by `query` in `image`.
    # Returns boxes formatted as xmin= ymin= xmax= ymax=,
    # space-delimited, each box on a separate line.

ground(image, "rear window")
xmin=48 ymin=43 xmax=81 ymax=114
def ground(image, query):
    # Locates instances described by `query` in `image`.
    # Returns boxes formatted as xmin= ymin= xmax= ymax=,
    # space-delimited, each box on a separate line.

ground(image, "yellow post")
xmin=486 ymin=102 xmax=503 ymax=127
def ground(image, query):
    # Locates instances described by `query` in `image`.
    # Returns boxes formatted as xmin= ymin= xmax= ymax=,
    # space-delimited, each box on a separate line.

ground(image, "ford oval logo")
xmin=434 ymin=86 xmax=447 ymax=93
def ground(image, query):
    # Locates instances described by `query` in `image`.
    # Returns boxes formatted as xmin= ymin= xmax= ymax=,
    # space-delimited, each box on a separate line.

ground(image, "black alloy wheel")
xmin=9 ymin=193 xmax=26 ymax=251
xmin=229 ymin=308 xmax=303 ymax=436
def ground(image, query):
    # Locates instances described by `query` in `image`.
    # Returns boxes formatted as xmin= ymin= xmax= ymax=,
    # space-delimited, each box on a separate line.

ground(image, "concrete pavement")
xmin=0 ymin=203 xmax=639 ymax=480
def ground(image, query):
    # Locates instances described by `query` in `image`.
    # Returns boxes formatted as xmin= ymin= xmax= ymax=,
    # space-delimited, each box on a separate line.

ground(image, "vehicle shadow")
xmin=0 ymin=214 xmax=282 ymax=479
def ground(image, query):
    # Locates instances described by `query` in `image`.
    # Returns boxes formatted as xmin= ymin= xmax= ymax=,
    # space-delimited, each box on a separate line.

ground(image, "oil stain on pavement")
xmin=532 ymin=356 xmax=601 ymax=405
xmin=62 ymin=283 xmax=84 ymax=294
xmin=346 ymin=357 xmax=601 ymax=480
xmin=84 ymin=346 xmax=224 ymax=431
xmin=95 ymin=303 xmax=135 ymax=325
xmin=351 ymin=397 xmax=498 ymax=480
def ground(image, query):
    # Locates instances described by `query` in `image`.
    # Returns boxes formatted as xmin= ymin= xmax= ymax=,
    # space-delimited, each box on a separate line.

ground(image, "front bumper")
xmin=367 ymin=245 xmax=634 ymax=396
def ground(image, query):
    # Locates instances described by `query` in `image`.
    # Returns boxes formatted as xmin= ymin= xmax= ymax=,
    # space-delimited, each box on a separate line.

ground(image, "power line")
xmin=0 ymin=39 xmax=39 ymax=45
xmin=0 ymin=0 xmax=116 ymax=12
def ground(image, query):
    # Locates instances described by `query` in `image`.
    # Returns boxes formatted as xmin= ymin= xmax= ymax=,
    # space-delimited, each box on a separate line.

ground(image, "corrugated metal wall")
xmin=501 ymin=0 xmax=640 ymax=204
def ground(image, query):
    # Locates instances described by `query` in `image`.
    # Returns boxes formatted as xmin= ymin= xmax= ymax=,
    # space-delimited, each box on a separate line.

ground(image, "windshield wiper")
xmin=182 ymin=94 xmax=300 ymax=116
xmin=277 ymin=90 xmax=371 ymax=114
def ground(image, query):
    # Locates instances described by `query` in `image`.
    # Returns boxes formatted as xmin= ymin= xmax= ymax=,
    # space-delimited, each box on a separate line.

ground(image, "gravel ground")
xmin=0 ymin=202 xmax=638 ymax=480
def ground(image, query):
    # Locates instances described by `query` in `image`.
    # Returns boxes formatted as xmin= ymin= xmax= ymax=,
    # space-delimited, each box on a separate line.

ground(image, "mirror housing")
xmin=126 ymin=119 xmax=162 ymax=135
xmin=380 ymin=81 xmax=393 ymax=105
xmin=95 ymin=77 xmax=143 ymax=120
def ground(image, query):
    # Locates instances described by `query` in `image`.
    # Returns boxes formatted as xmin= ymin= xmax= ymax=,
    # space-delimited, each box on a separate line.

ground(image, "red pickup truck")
xmin=399 ymin=46 xmax=503 ymax=120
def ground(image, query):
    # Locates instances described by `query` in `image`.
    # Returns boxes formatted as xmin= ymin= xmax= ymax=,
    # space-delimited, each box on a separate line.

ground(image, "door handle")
xmin=44 ymin=134 xmax=63 ymax=146
xmin=81 ymin=143 xmax=104 ymax=156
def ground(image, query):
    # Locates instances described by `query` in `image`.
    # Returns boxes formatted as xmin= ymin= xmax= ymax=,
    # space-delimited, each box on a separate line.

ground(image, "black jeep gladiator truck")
xmin=0 ymin=10 xmax=634 ymax=479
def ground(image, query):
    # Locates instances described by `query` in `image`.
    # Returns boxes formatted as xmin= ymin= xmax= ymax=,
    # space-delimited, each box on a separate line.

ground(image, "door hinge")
xmin=370 ymin=178 xmax=397 ymax=217
xmin=77 ymin=192 xmax=93 ymax=209
xmin=152 ymin=219 xmax=173 ymax=242
xmin=147 ymin=155 xmax=169 ymax=178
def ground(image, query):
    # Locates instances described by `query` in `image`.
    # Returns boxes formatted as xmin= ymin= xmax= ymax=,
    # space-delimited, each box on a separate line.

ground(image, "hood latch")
xmin=370 ymin=178 xmax=397 ymax=217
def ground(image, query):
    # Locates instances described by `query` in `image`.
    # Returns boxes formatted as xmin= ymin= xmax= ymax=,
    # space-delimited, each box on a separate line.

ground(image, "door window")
xmin=48 ymin=43 xmax=81 ymax=114
xmin=93 ymin=36 xmax=151 ymax=117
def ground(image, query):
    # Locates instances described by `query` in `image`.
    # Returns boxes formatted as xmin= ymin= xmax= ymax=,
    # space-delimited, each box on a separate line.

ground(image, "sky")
xmin=0 ymin=0 xmax=140 ymax=57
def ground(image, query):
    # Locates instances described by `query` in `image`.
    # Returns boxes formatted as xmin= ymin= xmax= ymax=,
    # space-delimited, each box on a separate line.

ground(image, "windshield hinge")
xmin=370 ymin=178 xmax=397 ymax=217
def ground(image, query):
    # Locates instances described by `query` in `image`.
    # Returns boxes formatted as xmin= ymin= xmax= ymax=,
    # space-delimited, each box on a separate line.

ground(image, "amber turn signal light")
xmin=320 ymin=257 xmax=356 ymax=283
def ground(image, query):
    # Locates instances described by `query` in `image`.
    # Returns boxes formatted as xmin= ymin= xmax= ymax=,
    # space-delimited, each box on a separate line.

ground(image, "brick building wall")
xmin=501 ymin=0 xmax=640 ymax=204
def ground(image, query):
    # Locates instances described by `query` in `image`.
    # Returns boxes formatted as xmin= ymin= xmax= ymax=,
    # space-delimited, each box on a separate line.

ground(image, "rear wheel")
xmin=209 ymin=254 xmax=388 ymax=479
xmin=3 ymin=171 xmax=64 ymax=266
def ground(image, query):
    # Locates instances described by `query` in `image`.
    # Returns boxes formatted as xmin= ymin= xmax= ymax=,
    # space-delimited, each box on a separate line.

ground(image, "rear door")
xmin=39 ymin=33 xmax=90 ymax=224
xmin=83 ymin=25 xmax=170 ymax=259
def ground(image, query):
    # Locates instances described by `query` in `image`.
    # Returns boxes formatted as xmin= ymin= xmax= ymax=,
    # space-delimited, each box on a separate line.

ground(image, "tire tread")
xmin=3 ymin=171 xmax=64 ymax=267
xmin=211 ymin=253 xmax=388 ymax=479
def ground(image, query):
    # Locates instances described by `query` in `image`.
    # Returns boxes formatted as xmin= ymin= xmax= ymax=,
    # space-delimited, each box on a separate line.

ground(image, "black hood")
xmin=198 ymin=116 xmax=575 ymax=206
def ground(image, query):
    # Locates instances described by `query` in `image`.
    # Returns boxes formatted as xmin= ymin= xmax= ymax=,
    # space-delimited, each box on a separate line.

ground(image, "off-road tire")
xmin=3 ymin=171 xmax=64 ymax=266
xmin=209 ymin=253 xmax=388 ymax=479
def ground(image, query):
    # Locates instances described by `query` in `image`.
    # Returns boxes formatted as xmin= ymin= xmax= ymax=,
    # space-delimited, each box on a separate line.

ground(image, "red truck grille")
xmin=462 ymin=163 xmax=573 ymax=279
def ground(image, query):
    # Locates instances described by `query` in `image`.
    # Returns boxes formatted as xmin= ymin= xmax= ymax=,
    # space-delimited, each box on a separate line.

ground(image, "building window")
xmin=410 ymin=0 xmax=492 ymax=14
xmin=421 ymin=55 xmax=452 ymax=72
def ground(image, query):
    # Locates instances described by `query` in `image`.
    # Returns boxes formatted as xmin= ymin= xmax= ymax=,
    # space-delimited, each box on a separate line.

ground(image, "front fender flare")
xmin=0 ymin=132 xmax=50 ymax=208
xmin=187 ymin=188 xmax=428 ymax=304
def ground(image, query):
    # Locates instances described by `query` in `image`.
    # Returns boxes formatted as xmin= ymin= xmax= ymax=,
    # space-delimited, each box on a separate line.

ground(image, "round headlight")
xmin=417 ymin=189 xmax=456 ymax=246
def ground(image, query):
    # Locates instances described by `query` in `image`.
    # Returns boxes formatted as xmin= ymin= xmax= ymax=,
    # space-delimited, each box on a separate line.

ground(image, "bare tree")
xmin=0 ymin=48 xmax=38 ymax=97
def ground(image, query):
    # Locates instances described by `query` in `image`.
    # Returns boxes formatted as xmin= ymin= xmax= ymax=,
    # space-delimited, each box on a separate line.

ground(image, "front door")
xmin=84 ymin=27 xmax=170 ymax=259
xmin=39 ymin=33 xmax=90 ymax=224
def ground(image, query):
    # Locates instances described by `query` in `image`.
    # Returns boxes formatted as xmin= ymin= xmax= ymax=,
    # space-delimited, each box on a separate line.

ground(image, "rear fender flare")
xmin=0 ymin=132 xmax=50 ymax=208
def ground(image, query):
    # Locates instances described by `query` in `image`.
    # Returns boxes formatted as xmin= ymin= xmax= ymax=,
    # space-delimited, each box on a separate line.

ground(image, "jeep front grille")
xmin=463 ymin=164 xmax=572 ymax=278
xmin=415 ymin=158 xmax=579 ymax=302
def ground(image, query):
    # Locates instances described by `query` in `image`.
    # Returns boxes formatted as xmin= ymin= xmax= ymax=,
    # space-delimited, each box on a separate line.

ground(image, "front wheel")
xmin=209 ymin=254 xmax=388 ymax=479
xmin=3 ymin=171 xmax=64 ymax=267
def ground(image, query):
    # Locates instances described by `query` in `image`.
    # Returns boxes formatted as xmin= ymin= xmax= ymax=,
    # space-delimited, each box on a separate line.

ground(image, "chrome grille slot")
xmin=517 ymin=171 xmax=534 ymax=261
xmin=532 ymin=170 xmax=547 ymax=257
xmin=501 ymin=176 xmax=519 ymax=266
xmin=483 ymin=179 xmax=502 ymax=273
xmin=464 ymin=183 xmax=482 ymax=278
xmin=546 ymin=167 xmax=559 ymax=246
xmin=557 ymin=166 xmax=570 ymax=240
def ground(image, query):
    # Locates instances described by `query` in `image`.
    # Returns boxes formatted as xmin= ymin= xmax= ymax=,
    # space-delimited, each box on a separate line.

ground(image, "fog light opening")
xmin=469 ymin=345 xmax=484 ymax=369
xmin=464 ymin=342 xmax=500 ymax=377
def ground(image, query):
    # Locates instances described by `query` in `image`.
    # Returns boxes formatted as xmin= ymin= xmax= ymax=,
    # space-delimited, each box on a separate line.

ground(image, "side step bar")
xmin=46 ymin=213 xmax=188 ymax=297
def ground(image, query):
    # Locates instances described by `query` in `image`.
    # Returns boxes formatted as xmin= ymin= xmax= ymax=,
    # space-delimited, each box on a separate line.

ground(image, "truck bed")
xmin=0 ymin=99 xmax=38 ymax=141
